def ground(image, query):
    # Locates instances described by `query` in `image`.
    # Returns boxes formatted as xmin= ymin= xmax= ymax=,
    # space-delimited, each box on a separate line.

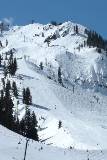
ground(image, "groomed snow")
xmin=0 ymin=21 xmax=107 ymax=159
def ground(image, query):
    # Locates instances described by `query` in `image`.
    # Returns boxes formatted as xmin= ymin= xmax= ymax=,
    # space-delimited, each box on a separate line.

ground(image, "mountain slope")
xmin=0 ymin=21 xmax=107 ymax=159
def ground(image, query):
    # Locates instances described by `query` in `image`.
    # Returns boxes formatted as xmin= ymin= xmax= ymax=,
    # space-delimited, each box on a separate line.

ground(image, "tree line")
xmin=87 ymin=30 xmax=106 ymax=51
xmin=0 ymin=79 xmax=38 ymax=141
xmin=0 ymin=50 xmax=39 ymax=141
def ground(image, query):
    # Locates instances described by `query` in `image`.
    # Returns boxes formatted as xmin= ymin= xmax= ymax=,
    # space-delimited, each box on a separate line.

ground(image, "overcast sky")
xmin=0 ymin=0 xmax=106 ymax=38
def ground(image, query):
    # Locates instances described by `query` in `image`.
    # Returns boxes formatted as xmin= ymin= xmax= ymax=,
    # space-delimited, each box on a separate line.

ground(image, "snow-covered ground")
xmin=0 ymin=21 xmax=107 ymax=159
xmin=1 ymin=125 xmax=107 ymax=160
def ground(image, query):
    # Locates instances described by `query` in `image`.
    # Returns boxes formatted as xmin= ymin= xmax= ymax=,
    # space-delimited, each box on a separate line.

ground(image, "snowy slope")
xmin=0 ymin=21 xmax=107 ymax=159
xmin=1 ymin=125 xmax=107 ymax=160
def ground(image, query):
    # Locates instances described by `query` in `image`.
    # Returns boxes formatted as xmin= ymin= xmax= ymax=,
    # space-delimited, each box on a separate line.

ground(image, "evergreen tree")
xmin=74 ymin=26 xmax=76 ymax=32
xmin=24 ymin=109 xmax=31 ymax=137
xmin=6 ymin=39 xmax=8 ymax=46
xmin=30 ymin=111 xmax=38 ymax=140
xmin=0 ymin=41 xmax=2 ymax=47
xmin=2 ymin=84 xmax=14 ymax=129
xmin=13 ymin=58 xmax=17 ymax=74
xmin=3 ymin=63 xmax=8 ymax=78
xmin=58 ymin=67 xmax=62 ymax=84
xmin=12 ymin=81 xmax=18 ymax=98
xmin=87 ymin=30 xmax=106 ymax=50
xmin=75 ymin=25 xmax=79 ymax=34
xmin=23 ymin=88 xmax=26 ymax=104
xmin=6 ymin=80 xmax=11 ymax=90
xmin=58 ymin=120 xmax=62 ymax=129
xmin=23 ymin=88 xmax=32 ymax=105
xmin=0 ymin=90 xmax=4 ymax=123
xmin=20 ymin=118 xmax=25 ymax=136
xmin=10 ymin=50 xmax=13 ymax=60
xmin=23 ymin=109 xmax=38 ymax=141
xmin=0 ymin=54 xmax=2 ymax=67
xmin=8 ymin=56 xmax=17 ymax=76
xmin=1 ymin=78 xmax=5 ymax=90
xmin=25 ymin=88 xmax=32 ymax=105
xmin=5 ymin=53 xmax=8 ymax=60
xmin=39 ymin=62 xmax=43 ymax=70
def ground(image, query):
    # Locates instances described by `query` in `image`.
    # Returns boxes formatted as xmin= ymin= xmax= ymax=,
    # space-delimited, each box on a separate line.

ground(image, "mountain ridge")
xmin=0 ymin=20 xmax=107 ymax=159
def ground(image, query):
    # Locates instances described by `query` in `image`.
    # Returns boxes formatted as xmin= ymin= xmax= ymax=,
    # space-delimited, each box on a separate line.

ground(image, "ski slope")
xmin=0 ymin=21 xmax=107 ymax=159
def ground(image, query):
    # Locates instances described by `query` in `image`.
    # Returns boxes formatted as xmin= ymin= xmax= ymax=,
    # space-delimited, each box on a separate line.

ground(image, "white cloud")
xmin=2 ymin=17 xmax=14 ymax=26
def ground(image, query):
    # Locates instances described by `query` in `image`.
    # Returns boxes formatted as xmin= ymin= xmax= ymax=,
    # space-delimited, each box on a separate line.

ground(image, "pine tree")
xmin=20 ymin=118 xmax=25 ymax=136
xmin=25 ymin=88 xmax=32 ymax=105
xmin=1 ymin=78 xmax=5 ymax=90
xmin=23 ymin=88 xmax=32 ymax=105
xmin=0 ymin=54 xmax=2 ymax=67
xmin=0 ymin=41 xmax=2 ymax=47
xmin=6 ymin=39 xmax=8 ymax=46
xmin=5 ymin=53 xmax=8 ymax=60
xmin=4 ymin=63 xmax=8 ymax=78
xmin=30 ymin=111 xmax=38 ymax=141
xmin=74 ymin=26 xmax=76 ymax=32
xmin=12 ymin=81 xmax=18 ymax=98
xmin=23 ymin=88 xmax=26 ymax=104
xmin=0 ymin=90 xmax=4 ymax=123
xmin=13 ymin=58 xmax=17 ymax=74
xmin=58 ymin=67 xmax=62 ymax=84
xmin=24 ymin=109 xmax=31 ymax=137
xmin=58 ymin=120 xmax=62 ymax=129
xmin=6 ymin=80 xmax=11 ymax=93
xmin=8 ymin=56 xmax=17 ymax=76
xmin=87 ymin=30 xmax=106 ymax=50
xmin=39 ymin=62 xmax=44 ymax=70
xmin=75 ymin=25 xmax=79 ymax=34
xmin=22 ymin=109 xmax=38 ymax=141
xmin=3 ymin=84 xmax=14 ymax=129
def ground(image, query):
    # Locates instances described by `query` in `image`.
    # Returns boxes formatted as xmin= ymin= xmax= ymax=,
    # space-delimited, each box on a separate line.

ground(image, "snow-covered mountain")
xmin=0 ymin=21 xmax=107 ymax=159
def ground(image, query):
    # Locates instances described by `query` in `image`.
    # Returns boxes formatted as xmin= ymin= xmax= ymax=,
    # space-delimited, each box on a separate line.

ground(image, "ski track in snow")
xmin=0 ymin=21 xmax=107 ymax=159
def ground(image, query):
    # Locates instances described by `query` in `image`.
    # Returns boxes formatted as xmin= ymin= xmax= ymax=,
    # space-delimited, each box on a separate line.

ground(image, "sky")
xmin=0 ymin=0 xmax=107 ymax=38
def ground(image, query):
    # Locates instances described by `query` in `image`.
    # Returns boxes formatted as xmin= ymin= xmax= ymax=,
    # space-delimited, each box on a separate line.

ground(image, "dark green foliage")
xmin=42 ymin=32 xmax=44 ymax=37
xmin=23 ymin=88 xmax=32 ymax=105
xmin=58 ymin=67 xmax=62 ymax=84
xmin=5 ymin=53 xmax=8 ymax=60
xmin=44 ymin=33 xmax=57 ymax=43
xmin=23 ymin=88 xmax=26 ymax=104
xmin=75 ymin=25 xmax=79 ymax=34
xmin=74 ymin=25 xmax=79 ymax=34
xmin=0 ymin=81 xmax=38 ymax=141
xmin=8 ymin=57 xmax=17 ymax=76
xmin=0 ymin=41 xmax=2 ymax=47
xmin=5 ymin=80 xmax=11 ymax=98
xmin=0 ymin=81 xmax=14 ymax=129
xmin=6 ymin=39 xmax=8 ymax=46
xmin=84 ymin=41 xmax=86 ymax=47
xmin=3 ymin=63 xmax=8 ymax=78
xmin=0 ymin=54 xmax=2 ymax=67
xmin=87 ymin=30 xmax=106 ymax=50
xmin=0 ymin=22 xmax=3 ymax=34
xmin=25 ymin=88 xmax=32 ymax=105
xmin=3 ymin=54 xmax=17 ymax=77
xmin=1 ymin=78 xmax=5 ymax=90
xmin=0 ymin=59 xmax=38 ymax=142
xmin=58 ymin=120 xmax=62 ymax=129
xmin=20 ymin=109 xmax=38 ymax=141
xmin=39 ymin=62 xmax=43 ymax=70
xmin=12 ymin=81 xmax=18 ymax=98
xmin=84 ymin=28 xmax=89 ymax=35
